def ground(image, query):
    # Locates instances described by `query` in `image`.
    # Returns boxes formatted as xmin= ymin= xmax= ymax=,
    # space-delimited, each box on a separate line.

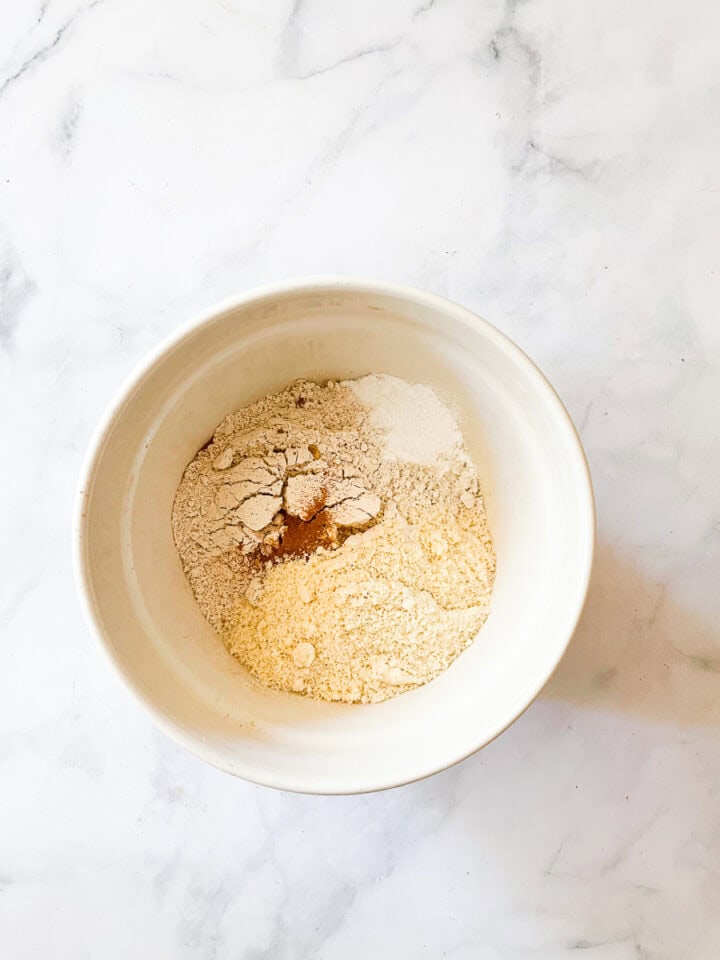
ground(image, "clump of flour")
xmin=346 ymin=375 xmax=464 ymax=465
xmin=171 ymin=375 xmax=495 ymax=704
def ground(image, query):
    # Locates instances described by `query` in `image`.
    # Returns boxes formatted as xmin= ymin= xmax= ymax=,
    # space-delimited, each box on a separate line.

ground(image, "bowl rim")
xmin=73 ymin=275 xmax=596 ymax=794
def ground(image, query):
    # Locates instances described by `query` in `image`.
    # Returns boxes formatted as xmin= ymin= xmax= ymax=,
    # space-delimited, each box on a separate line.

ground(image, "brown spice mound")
xmin=273 ymin=509 xmax=336 ymax=559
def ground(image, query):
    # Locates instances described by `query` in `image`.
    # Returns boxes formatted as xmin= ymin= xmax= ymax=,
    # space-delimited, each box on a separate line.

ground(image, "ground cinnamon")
xmin=273 ymin=508 xmax=338 ymax=559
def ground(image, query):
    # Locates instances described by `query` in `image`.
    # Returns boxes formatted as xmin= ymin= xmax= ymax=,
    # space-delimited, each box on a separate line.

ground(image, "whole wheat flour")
xmin=171 ymin=375 xmax=495 ymax=703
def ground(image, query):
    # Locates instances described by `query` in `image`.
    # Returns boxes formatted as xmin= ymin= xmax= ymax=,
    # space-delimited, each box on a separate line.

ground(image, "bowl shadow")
xmin=542 ymin=544 xmax=720 ymax=726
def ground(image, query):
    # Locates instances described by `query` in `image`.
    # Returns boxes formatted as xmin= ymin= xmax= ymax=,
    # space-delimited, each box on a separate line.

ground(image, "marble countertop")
xmin=2 ymin=0 xmax=719 ymax=956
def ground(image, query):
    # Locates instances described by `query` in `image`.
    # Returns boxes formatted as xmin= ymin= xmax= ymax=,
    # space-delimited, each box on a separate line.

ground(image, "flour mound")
xmin=171 ymin=375 xmax=495 ymax=704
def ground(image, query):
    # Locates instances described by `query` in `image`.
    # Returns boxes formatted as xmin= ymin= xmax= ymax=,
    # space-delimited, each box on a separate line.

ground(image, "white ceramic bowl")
xmin=74 ymin=278 xmax=594 ymax=794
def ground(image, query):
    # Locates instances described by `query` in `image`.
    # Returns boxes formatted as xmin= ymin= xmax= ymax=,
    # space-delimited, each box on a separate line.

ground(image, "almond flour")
xmin=171 ymin=375 xmax=495 ymax=703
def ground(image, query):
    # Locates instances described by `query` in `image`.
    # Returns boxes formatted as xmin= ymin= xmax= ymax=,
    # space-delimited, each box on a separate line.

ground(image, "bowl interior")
xmin=78 ymin=284 xmax=593 ymax=792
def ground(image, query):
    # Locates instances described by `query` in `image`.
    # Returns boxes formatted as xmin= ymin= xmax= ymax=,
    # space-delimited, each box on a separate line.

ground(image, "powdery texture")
xmin=229 ymin=507 xmax=494 ymax=702
xmin=172 ymin=375 xmax=495 ymax=704
xmin=346 ymin=374 xmax=464 ymax=465
xmin=171 ymin=380 xmax=384 ymax=632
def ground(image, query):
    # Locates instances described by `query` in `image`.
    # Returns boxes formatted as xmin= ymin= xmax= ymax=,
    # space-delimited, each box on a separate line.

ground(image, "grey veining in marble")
xmin=1 ymin=0 xmax=719 ymax=957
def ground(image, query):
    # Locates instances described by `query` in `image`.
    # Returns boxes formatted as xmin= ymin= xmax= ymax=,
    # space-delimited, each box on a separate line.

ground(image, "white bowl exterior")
xmin=75 ymin=280 xmax=594 ymax=793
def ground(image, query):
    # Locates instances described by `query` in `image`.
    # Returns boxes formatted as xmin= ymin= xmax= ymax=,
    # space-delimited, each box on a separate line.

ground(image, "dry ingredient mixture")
xmin=171 ymin=375 xmax=495 ymax=703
